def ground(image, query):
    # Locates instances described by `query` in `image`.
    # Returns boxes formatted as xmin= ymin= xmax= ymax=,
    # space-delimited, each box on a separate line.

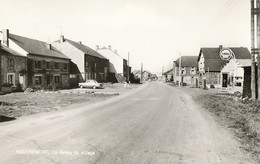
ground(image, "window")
xmin=62 ymin=63 xmax=68 ymax=70
xmin=54 ymin=62 xmax=60 ymax=70
xmin=190 ymin=67 xmax=196 ymax=75
xmin=70 ymin=74 xmax=77 ymax=78
xmin=7 ymin=73 xmax=15 ymax=85
xmin=181 ymin=67 xmax=186 ymax=75
xmin=35 ymin=60 xmax=42 ymax=69
xmin=54 ymin=75 xmax=60 ymax=83
xmin=46 ymin=62 xmax=51 ymax=70
xmin=8 ymin=58 xmax=14 ymax=68
xmin=35 ymin=75 xmax=42 ymax=84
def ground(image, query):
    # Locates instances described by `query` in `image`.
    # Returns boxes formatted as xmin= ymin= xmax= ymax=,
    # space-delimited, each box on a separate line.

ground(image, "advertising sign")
xmin=219 ymin=48 xmax=235 ymax=60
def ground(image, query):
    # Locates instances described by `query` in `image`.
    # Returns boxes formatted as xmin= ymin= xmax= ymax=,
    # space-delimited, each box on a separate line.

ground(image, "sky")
xmin=0 ymin=0 xmax=250 ymax=73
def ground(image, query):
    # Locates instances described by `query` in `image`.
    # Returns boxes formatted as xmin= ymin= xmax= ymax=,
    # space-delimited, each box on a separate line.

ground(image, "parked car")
xmin=78 ymin=80 xmax=103 ymax=89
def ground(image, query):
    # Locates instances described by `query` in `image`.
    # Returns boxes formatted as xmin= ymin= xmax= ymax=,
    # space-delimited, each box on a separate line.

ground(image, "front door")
xmin=222 ymin=74 xmax=228 ymax=87
xmin=19 ymin=74 xmax=24 ymax=85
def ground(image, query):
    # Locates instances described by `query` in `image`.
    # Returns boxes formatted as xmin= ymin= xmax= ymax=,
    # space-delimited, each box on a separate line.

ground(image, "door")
xmin=19 ymin=74 xmax=24 ymax=85
xmin=47 ymin=75 xmax=52 ymax=85
xmin=222 ymin=74 xmax=228 ymax=87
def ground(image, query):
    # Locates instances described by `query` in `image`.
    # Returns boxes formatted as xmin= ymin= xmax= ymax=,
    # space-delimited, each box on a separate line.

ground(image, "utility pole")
xmin=251 ymin=0 xmax=257 ymax=100
xmin=257 ymin=0 xmax=260 ymax=99
xmin=141 ymin=63 xmax=143 ymax=83
xmin=179 ymin=55 xmax=182 ymax=86
xmin=162 ymin=66 xmax=164 ymax=79
xmin=127 ymin=52 xmax=130 ymax=82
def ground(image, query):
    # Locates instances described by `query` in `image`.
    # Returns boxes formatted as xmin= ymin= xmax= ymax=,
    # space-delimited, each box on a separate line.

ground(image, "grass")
xmin=0 ymin=91 xmax=115 ymax=118
xmin=193 ymin=93 xmax=260 ymax=162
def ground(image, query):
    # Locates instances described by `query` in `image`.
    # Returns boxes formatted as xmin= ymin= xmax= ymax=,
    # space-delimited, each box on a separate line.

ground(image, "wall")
xmin=198 ymin=53 xmax=205 ymax=73
xmin=0 ymin=50 xmax=27 ymax=90
xmin=85 ymin=54 xmax=109 ymax=82
xmin=205 ymin=72 xmax=221 ymax=85
xmin=27 ymin=54 xmax=70 ymax=89
xmin=52 ymin=41 xmax=85 ymax=81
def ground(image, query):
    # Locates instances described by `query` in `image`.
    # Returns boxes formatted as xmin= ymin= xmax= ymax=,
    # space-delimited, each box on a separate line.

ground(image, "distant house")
xmin=0 ymin=29 xmax=70 ymax=89
xmin=133 ymin=70 xmax=151 ymax=81
xmin=0 ymin=43 xmax=27 ymax=91
xmin=198 ymin=46 xmax=251 ymax=88
xmin=52 ymin=36 xmax=109 ymax=87
xmin=97 ymin=46 xmax=129 ymax=83
xmin=163 ymin=69 xmax=173 ymax=82
xmin=173 ymin=56 xmax=198 ymax=85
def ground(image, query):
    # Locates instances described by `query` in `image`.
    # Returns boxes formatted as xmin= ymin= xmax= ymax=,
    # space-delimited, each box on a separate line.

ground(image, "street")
xmin=0 ymin=82 xmax=254 ymax=164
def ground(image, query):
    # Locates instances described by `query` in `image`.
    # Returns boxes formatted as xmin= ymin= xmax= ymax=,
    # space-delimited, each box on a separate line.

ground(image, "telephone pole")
xmin=251 ymin=0 xmax=260 ymax=100
xmin=141 ymin=63 xmax=143 ymax=83
xmin=127 ymin=52 xmax=130 ymax=82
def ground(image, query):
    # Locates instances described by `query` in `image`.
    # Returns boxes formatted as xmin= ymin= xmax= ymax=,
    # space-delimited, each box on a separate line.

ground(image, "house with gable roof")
xmin=0 ymin=41 xmax=27 ymax=91
xmin=0 ymin=29 xmax=71 ymax=89
xmin=52 ymin=36 xmax=109 ymax=87
xmin=198 ymin=46 xmax=251 ymax=88
xmin=173 ymin=56 xmax=198 ymax=85
xmin=96 ymin=46 xmax=129 ymax=83
xmin=163 ymin=68 xmax=173 ymax=82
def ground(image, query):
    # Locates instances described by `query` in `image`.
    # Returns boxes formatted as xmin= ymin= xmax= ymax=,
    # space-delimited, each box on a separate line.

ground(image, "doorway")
xmin=222 ymin=73 xmax=228 ymax=88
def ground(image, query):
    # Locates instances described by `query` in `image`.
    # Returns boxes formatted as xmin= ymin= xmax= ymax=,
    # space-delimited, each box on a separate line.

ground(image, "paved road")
xmin=0 ymin=82 xmax=254 ymax=164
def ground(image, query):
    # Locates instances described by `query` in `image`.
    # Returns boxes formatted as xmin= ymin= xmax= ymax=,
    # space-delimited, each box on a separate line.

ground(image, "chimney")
xmin=219 ymin=45 xmax=223 ymax=52
xmin=114 ymin=49 xmax=117 ymax=54
xmin=78 ymin=41 xmax=82 ymax=45
xmin=2 ymin=29 xmax=9 ymax=47
xmin=96 ymin=45 xmax=99 ymax=51
xmin=60 ymin=35 xmax=64 ymax=43
xmin=46 ymin=43 xmax=51 ymax=49
xmin=108 ymin=45 xmax=111 ymax=50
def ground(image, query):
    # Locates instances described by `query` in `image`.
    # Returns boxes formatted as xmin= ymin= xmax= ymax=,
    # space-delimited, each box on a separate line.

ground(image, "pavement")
xmin=0 ymin=82 xmax=255 ymax=164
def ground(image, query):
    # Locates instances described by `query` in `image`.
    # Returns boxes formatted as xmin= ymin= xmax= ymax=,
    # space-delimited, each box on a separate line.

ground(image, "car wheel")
xmin=93 ymin=86 xmax=96 ymax=89
xmin=80 ymin=85 xmax=83 ymax=88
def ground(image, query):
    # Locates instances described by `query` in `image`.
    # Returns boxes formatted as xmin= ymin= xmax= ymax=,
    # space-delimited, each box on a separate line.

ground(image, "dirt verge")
xmin=168 ymin=83 xmax=260 ymax=163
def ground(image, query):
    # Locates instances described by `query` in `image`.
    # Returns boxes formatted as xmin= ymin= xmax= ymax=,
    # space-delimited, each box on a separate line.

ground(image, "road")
xmin=0 ymin=82 xmax=254 ymax=164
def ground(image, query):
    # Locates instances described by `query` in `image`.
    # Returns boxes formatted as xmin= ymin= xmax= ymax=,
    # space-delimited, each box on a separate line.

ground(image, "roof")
xmin=204 ymin=59 xmax=227 ymax=72
xmin=65 ymin=39 xmax=107 ymax=60
xmin=200 ymin=47 xmax=251 ymax=59
xmin=9 ymin=34 xmax=69 ymax=60
xmin=236 ymin=59 xmax=251 ymax=67
xmin=97 ymin=47 xmax=126 ymax=60
xmin=0 ymin=45 xmax=25 ymax=57
xmin=163 ymin=68 xmax=173 ymax=75
xmin=199 ymin=47 xmax=251 ymax=72
xmin=174 ymin=56 xmax=198 ymax=67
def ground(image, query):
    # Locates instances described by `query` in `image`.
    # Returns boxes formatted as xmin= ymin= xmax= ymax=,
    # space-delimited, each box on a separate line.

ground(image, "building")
xmin=0 ymin=42 xmax=27 ymax=91
xmin=52 ymin=36 xmax=109 ymax=87
xmin=133 ymin=70 xmax=151 ymax=81
xmin=220 ymin=59 xmax=251 ymax=95
xmin=0 ymin=29 xmax=70 ymax=89
xmin=173 ymin=56 xmax=198 ymax=86
xmin=198 ymin=46 xmax=251 ymax=88
xmin=96 ymin=46 xmax=129 ymax=83
xmin=163 ymin=69 xmax=173 ymax=82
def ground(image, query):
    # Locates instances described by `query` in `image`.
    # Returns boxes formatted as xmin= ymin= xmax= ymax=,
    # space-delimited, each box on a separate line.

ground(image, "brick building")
xmin=0 ymin=43 xmax=27 ymax=91
xmin=0 ymin=29 xmax=70 ymax=89
xmin=52 ymin=36 xmax=109 ymax=87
